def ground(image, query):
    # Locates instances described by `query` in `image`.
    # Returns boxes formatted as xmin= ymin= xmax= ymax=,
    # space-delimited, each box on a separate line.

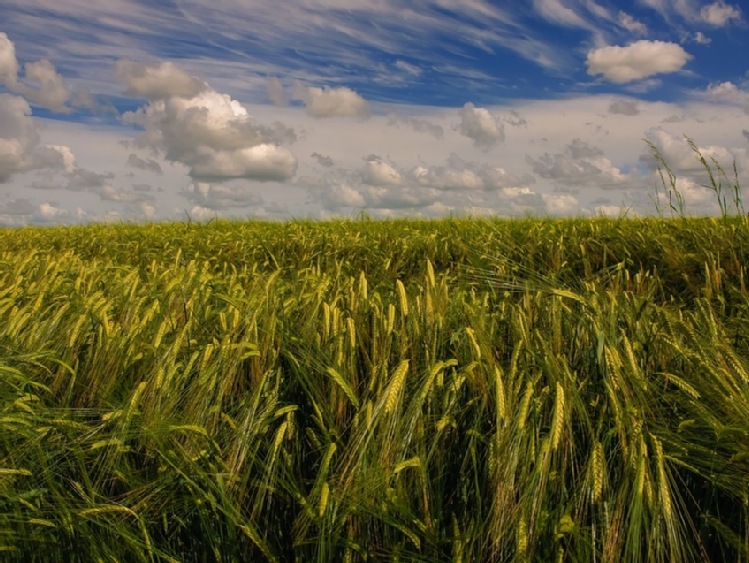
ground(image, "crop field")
xmin=1 ymin=216 xmax=748 ymax=561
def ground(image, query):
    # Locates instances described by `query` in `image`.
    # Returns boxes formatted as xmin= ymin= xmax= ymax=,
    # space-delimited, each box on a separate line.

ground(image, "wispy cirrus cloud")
xmin=639 ymin=0 xmax=743 ymax=26
xmin=0 ymin=0 xmax=577 ymax=104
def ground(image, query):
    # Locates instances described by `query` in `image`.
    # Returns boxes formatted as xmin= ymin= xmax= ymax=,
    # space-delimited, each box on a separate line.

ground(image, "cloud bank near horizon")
xmin=0 ymin=0 xmax=747 ymax=224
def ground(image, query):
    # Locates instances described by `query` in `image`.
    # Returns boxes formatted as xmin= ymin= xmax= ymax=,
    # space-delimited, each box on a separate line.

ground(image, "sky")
xmin=0 ymin=0 xmax=748 ymax=225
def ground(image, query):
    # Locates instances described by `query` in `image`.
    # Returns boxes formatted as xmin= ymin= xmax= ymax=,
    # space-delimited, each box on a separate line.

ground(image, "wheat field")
xmin=1 ymin=216 xmax=748 ymax=561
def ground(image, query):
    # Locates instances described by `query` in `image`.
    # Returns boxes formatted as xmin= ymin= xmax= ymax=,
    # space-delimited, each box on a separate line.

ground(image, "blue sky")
xmin=0 ymin=0 xmax=748 ymax=223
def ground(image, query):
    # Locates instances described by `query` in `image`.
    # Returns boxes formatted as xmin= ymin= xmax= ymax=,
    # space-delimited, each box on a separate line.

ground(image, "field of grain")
xmin=1 ymin=217 xmax=748 ymax=561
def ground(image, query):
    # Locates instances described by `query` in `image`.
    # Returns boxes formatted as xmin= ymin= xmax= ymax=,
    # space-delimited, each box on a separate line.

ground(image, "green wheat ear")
xmin=1 ymin=211 xmax=748 ymax=561
xmin=384 ymin=359 xmax=409 ymax=414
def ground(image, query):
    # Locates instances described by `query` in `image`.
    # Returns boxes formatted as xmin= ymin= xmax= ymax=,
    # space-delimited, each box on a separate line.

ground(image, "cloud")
xmin=533 ymin=0 xmax=592 ymax=29
xmin=0 ymin=94 xmax=78 ymax=182
xmin=127 ymin=153 xmax=163 ymax=174
xmin=265 ymin=200 xmax=289 ymax=215
xmin=0 ymin=199 xmax=86 ymax=226
xmin=542 ymin=193 xmax=579 ymax=215
xmin=693 ymin=31 xmax=712 ymax=44
xmin=188 ymin=205 xmax=219 ymax=221
xmin=412 ymin=154 xmax=535 ymax=192
xmin=0 ymin=33 xmax=71 ymax=112
xmin=638 ymin=0 xmax=693 ymax=22
xmin=362 ymin=156 xmax=402 ymax=186
xmin=645 ymin=127 xmax=747 ymax=163
xmin=700 ymin=2 xmax=742 ymax=25
xmin=650 ymin=176 xmax=719 ymax=211
xmin=34 ymin=145 xmax=77 ymax=173
xmin=707 ymin=81 xmax=740 ymax=98
xmin=594 ymin=204 xmax=628 ymax=217
xmin=609 ymin=99 xmax=640 ymax=115
xmin=99 ymin=185 xmax=143 ymax=203
xmin=504 ymin=110 xmax=528 ymax=128
xmin=458 ymin=102 xmax=505 ymax=148
xmin=267 ymin=77 xmax=285 ymax=106
xmin=28 ymin=176 xmax=64 ymax=191
xmin=586 ymin=40 xmax=692 ymax=83
xmin=413 ymin=163 xmax=483 ymax=190
xmin=395 ymin=60 xmax=421 ymax=76
xmin=640 ymin=0 xmax=742 ymax=27
xmin=0 ymin=198 xmax=35 ymax=216
xmin=318 ymin=182 xmax=366 ymax=211
xmin=64 ymin=167 xmax=114 ymax=191
xmin=292 ymin=83 xmax=370 ymax=118
xmin=356 ymin=184 xmax=439 ymax=210
xmin=705 ymin=81 xmax=749 ymax=114
xmin=115 ymin=60 xmax=205 ymax=100
xmin=120 ymin=62 xmax=298 ymax=182
xmin=188 ymin=144 xmax=298 ymax=181
xmin=387 ymin=115 xmax=444 ymax=139
xmin=311 ymin=152 xmax=334 ymax=167
xmin=15 ymin=59 xmax=71 ymax=113
xmin=642 ymin=129 xmax=749 ymax=194
xmin=0 ymin=33 xmax=19 ymax=87
xmin=137 ymin=202 xmax=156 ymax=220
xmin=308 ymin=151 xmax=537 ymax=215
xmin=743 ymin=129 xmax=749 ymax=144
xmin=526 ymin=138 xmax=639 ymax=188
xmin=37 ymin=202 xmax=71 ymax=221
xmin=618 ymin=11 xmax=648 ymax=34
xmin=182 ymin=182 xmax=264 ymax=210
xmin=0 ymin=198 xmax=86 ymax=226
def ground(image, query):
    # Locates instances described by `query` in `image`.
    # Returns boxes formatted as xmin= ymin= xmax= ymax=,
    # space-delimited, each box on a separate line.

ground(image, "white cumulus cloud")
xmin=527 ymin=138 xmax=639 ymax=188
xmin=188 ymin=205 xmax=218 ymax=221
xmin=586 ymin=40 xmax=692 ymax=83
xmin=0 ymin=33 xmax=71 ymax=112
xmin=15 ymin=59 xmax=71 ymax=113
xmin=293 ymin=83 xmax=370 ymax=118
xmin=0 ymin=32 xmax=19 ymax=87
xmin=705 ymin=81 xmax=749 ymax=114
xmin=34 ymin=144 xmax=77 ymax=174
xmin=319 ymin=182 xmax=367 ymax=210
xmin=707 ymin=81 xmax=740 ymax=98
xmin=362 ymin=156 xmax=402 ymax=186
xmin=700 ymin=2 xmax=742 ymax=26
xmin=120 ymin=61 xmax=298 ymax=182
xmin=542 ymin=193 xmax=579 ymax=215
xmin=37 ymin=202 xmax=67 ymax=220
xmin=643 ymin=128 xmax=749 ymax=179
xmin=189 ymin=144 xmax=297 ymax=181
xmin=116 ymin=60 xmax=205 ymax=100
xmin=412 ymin=154 xmax=534 ymax=191
xmin=0 ymin=94 xmax=78 ymax=182
xmin=458 ymin=102 xmax=505 ymax=149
